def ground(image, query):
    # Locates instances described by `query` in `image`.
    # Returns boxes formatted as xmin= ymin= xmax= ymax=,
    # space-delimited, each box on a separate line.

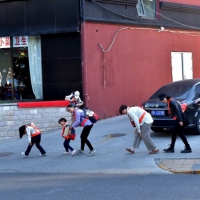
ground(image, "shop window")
xmin=0 ymin=36 xmax=42 ymax=101
xmin=136 ymin=0 xmax=156 ymax=19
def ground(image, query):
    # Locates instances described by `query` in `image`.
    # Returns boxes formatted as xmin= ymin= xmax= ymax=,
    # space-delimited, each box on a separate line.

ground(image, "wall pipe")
xmin=80 ymin=0 xmax=89 ymax=107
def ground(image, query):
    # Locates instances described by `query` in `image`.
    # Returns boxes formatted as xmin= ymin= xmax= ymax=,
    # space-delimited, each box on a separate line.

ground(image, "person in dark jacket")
xmin=158 ymin=93 xmax=192 ymax=153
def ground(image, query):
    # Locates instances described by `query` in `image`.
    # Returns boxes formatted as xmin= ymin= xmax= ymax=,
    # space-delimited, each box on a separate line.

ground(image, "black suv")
xmin=141 ymin=79 xmax=200 ymax=134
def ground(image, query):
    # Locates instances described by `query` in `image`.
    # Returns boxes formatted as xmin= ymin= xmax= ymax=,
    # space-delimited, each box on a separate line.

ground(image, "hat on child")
xmin=74 ymin=91 xmax=80 ymax=99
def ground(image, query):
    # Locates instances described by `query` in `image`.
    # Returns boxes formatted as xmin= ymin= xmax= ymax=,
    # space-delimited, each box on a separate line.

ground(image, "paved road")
xmin=1 ymin=173 xmax=200 ymax=200
xmin=0 ymin=115 xmax=200 ymax=174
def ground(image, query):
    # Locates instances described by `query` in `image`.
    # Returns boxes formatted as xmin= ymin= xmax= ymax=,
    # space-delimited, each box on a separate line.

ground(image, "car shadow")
xmin=151 ymin=129 xmax=200 ymax=137
xmin=151 ymin=129 xmax=171 ymax=138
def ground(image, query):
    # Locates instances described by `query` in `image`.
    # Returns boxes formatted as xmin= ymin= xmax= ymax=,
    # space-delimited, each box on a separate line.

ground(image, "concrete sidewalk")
xmin=0 ymin=115 xmax=200 ymax=174
xmin=155 ymin=158 xmax=200 ymax=174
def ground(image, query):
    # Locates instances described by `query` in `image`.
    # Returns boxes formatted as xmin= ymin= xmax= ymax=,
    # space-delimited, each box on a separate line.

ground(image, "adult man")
xmin=66 ymin=104 xmax=96 ymax=156
xmin=158 ymin=93 xmax=192 ymax=153
xmin=119 ymin=104 xmax=159 ymax=154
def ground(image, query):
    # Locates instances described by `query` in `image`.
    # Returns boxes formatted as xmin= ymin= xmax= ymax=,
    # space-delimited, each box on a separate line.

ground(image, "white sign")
xmin=13 ymin=36 xmax=28 ymax=47
xmin=0 ymin=36 xmax=28 ymax=48
xmin=0 ymin=37 xmax=10 ymax=48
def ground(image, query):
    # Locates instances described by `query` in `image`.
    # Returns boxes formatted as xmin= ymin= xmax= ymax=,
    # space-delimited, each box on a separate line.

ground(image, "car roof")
xmin=164 ymin=78 xmax=200 ymax=87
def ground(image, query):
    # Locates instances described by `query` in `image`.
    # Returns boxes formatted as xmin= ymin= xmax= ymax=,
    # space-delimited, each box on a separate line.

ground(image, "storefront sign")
xmin=0 ymin=36 xmax=28 ymax=48
xmin=0 ymin=37 xmax=10 ymax=48
xmin=13 ymin=36 xmax=28 ymax=47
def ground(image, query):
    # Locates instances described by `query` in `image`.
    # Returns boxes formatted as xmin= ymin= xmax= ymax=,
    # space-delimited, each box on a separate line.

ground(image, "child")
xmin=65 ymin=91 xmax=84 ymax=108
xmin=58 ymin=118 xmax=76 ymax=156
xmin=19 ymin=122 xmax=46 ymax=157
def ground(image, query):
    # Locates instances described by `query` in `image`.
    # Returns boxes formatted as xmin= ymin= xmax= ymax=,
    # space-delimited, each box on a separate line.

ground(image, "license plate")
xmin=151 ymin=110 xmax=165 ymax=116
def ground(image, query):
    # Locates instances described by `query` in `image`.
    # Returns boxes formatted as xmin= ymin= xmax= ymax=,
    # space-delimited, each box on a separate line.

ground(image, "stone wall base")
xmin=0 ymin=103 xmax=71 ymax=141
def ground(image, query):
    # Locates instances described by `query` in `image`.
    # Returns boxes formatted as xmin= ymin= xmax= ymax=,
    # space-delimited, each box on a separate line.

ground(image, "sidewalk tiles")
xmin=155 ymin=158 xmax=200 ymax=174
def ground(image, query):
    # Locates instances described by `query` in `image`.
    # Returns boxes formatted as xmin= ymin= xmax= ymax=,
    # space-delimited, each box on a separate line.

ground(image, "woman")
xmin=66 ymin=104 xmax=96 ymax=156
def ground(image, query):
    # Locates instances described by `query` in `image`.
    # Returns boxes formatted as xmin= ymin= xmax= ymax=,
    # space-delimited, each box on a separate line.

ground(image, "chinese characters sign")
xmin=0 ymin=37 xmax=10 ymax=48
xmin=0 ymin=36 xmax=28 ymax=48
xmin=13 ymin=36 xmax=28 ymax=47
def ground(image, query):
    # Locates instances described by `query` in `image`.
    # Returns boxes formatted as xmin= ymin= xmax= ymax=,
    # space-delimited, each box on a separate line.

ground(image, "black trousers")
xmin=171 ymin=120 xmax=190 ymax=149
xmin=25 ymin=134 xmax=46 ymax=156
xmin=63 ymin=138 xmax=73 ymax=152
xmin=80 ymin=124 xmax=94 ymax=151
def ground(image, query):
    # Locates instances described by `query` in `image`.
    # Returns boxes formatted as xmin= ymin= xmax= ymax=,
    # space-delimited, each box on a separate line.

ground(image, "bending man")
xmin=119 ymin=104 xmax=159 ymax=154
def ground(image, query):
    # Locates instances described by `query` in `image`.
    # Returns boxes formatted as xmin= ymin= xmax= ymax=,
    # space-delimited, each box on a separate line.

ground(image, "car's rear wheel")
xmin=194 ymin=113 xmax=200 ymax=135
xmin=151 ymin=127 xmax=164 ymax=132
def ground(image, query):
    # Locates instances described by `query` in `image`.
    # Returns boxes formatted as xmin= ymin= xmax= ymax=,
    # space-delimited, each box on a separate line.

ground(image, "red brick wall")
xmin=83 ymin=22 xmax=200 ymax=118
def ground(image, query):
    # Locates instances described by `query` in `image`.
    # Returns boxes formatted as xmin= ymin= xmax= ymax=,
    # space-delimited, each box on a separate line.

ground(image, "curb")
xmin=155 ymin=158 xmax=200 ymax=174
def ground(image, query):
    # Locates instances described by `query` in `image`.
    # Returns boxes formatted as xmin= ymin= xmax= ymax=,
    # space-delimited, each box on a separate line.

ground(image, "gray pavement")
xmin=0 ymin=115 xmax=200 ymax=174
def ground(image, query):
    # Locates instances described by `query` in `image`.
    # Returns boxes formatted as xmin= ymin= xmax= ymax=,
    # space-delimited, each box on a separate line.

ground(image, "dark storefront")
xmin=0 ymin=0 xmax=82 ymax=101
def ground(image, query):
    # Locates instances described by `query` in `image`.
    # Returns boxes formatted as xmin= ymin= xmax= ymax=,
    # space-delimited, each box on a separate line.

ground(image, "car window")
xmin=192 ymin=84 xmax=200 ymax=100
xmin=149 ymin=84 xmax=191 ymax=99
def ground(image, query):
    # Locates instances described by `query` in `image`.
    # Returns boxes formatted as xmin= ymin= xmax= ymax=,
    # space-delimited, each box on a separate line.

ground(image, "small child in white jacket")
xmin=19 ymin=122 xmax=46 ymax=158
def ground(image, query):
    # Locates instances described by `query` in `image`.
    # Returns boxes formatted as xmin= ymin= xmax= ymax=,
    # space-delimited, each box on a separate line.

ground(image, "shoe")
xmin=88 ymin=150 xmax=96 ymax=156
xmin=125 ymin=148 xmax=134 ymax=154
xmin=71 ymin=150 xmax=76 ymax=156
xmin=39 ymin=153 xmax=47 ymax=156
xmin=77 ymin=149 xmax=84 ymax=154
xmin=149 ymin=148 xmax=159 ymax=154
xmin=21 ymin=152 xmax=28 ymax=158
xmin=163 ymin=147 xmax=174 ymax=153
xmin=63 ymin=152 xmax=70 ymax=155
xmin=181 ymin=148 xmax=192 ymax=153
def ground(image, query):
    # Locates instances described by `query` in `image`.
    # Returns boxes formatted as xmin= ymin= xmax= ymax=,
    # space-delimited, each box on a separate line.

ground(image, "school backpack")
xmin=62 ymin=125 xmax=76 ymax=140
xmin=83 ymin=107 xmax=98 ymax=123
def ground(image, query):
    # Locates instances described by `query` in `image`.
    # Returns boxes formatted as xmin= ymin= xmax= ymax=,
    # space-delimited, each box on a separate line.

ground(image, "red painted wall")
xmin=161 ymin=0 xmax=200 ymax=6
xmin=83 ymin=23 xmax=200 ymax=119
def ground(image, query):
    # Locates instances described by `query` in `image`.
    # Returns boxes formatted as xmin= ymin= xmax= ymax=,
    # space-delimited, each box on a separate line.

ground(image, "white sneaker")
xmin=21 ymin=152 xmax=28 ymax=158
xmin=63 ymin=152 xmax=70 ymax=155
xmin=88 ymin=150 xmax=96 ymax=156
xmin=39 ymin=153 xmax=46 ymax=157
xmin=71 ymin=150 xmax=77 ymax=156
xmin=77 ymin=149 xmax=84 ymax=154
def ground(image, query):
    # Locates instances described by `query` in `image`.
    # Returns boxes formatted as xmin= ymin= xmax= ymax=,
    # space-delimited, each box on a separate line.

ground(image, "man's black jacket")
xmin=169 ymin=98 xmax=185 ymax=123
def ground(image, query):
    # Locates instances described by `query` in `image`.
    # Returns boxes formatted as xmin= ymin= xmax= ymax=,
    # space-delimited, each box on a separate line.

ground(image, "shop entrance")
xmin=0 ymin=36 xmax=42 ymax=101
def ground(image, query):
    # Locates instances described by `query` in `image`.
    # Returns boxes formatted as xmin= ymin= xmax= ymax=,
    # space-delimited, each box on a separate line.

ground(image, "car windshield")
xmin=149 ymin=84 xmax=192 ymax=99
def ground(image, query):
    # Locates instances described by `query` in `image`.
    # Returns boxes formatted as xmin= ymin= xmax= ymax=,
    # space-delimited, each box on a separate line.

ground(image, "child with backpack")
xmin=65 ymin=91 xmax=84 ymax=108
xmin=19 ymin=122 xmax=46 ymax=157
xmin=58 ymin=118 xmax=76 ymax=156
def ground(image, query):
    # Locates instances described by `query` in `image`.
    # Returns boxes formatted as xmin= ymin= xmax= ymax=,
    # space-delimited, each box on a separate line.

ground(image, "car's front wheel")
xmin=151 ymin=127 xmax=164 ymax=132
xmin=194 ymin=113 xmax=200 ymax=135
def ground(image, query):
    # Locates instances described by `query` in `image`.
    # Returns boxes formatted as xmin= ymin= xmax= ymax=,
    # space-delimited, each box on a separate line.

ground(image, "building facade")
xmin=83 ymin=0 xmax=200 ymax=118
xmin=0 ymin=0 xmax=200 ymax=121
xmin=0 ymin=0 xmax=82 ymax=102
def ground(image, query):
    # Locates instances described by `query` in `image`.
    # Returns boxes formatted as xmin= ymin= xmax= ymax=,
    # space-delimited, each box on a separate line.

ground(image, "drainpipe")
xmin=80 ymin=0 xmax=89 ymax=107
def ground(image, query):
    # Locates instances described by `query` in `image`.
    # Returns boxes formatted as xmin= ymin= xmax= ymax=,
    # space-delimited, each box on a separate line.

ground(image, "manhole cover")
xmin=0 ymin=152 xmax=13 ymax=157
xmin=104 ymin=133 xmax=126 ymax=138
